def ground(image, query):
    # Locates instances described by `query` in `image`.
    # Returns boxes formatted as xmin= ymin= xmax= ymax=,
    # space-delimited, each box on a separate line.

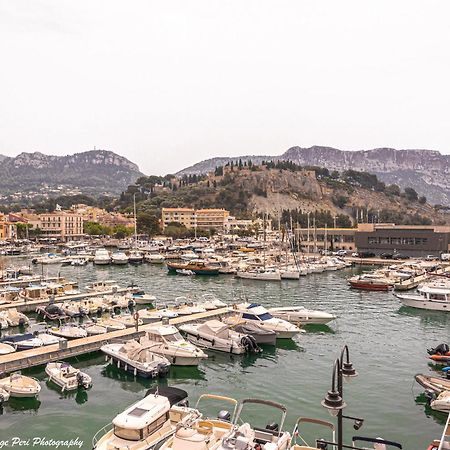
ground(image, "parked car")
xmin=335 ymin=250 xmax=348 ymax=257
xmin=425 ymin=254 xmax=439 ymax=261
xmin=380 ymin=252 xmax=393 ymax=259
xmin=392 ymin=253 xmax=410 ymax=260
xmin=352 ymin=251 xmax=376 ymax=258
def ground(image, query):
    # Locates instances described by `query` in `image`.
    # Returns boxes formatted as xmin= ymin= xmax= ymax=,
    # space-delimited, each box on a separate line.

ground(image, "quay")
xmin=0 ymin=307 xmax=231 ymax=374
xmin=0 ymin=287 xmax=136 ymax=313
xmin=0 ymin=276 xmax=63 ymax=288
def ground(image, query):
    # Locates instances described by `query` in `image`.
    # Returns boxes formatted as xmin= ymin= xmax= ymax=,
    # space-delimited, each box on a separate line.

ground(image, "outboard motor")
xmin=76 ymin=373 xmax=90 ymax=389
xmin=265 ymin=422 xmax=279 ymax=432
xmin=316 ymin=440 xmax=328 ymax=450
xmin=424 ymin=389 xmax=437 ymax=405
xmin=217 ymin=410 xmax=231 ymax=422
xmin=240 ymin=335 xmax=261 ymax=353
xmin=427 ymin=343 xmax=449 ymax=355
xmin=178 ymin=398 xmax=189 ymax=407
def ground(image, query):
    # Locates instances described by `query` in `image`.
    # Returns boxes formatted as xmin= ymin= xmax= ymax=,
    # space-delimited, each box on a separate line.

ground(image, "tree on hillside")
xmin=404 ymin=187 xmax=418 ymax=202
xmin=418 ymin=196 xmax=427 ymax=204
xmin=385 ymin=184 xmax=401 ymax=196
xmin=137 ymin=211 xmax=160 ymax=236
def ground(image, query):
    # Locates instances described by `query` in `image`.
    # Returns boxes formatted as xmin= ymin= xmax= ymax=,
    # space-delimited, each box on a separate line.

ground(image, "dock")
xmin=0 ymin=307 xmax=231 ymax=374
xmin=0 ymin=276 xmax=64 ymax=288
xmin=0 ymin=287 xmax=136 ymax=313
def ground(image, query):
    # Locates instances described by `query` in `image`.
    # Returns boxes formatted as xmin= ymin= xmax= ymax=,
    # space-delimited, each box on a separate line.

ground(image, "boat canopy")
xmin=197 ymin=320 xmax=230 ymax=339
xmin=145 ymin=386 xmax=188 ymax=406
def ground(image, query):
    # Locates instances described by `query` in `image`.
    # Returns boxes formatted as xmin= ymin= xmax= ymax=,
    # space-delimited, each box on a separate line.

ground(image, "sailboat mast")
xmin=133 ymin=193 xmax=137 ymax=248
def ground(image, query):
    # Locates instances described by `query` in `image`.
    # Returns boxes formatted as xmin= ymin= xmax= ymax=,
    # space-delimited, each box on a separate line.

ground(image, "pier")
xmin=0 ymin=307 xmax=231 ymax=374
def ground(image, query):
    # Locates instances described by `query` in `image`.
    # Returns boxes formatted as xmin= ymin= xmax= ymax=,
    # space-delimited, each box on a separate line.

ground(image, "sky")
xmin=0 ymin=1 xmax=449 ymax=175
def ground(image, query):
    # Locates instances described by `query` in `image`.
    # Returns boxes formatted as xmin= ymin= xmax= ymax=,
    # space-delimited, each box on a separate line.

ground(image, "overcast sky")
xmin=0 ymin=1 xmax=449 ymax=175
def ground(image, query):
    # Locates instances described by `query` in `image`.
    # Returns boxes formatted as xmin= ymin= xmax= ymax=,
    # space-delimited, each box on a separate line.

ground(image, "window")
xmin=257 ymin=312 xmax=273 ymax=321
xmin=243 ymin=313 xmax=257 ymax=320
xmin=368 ymin=237 xmax=379 ymax=244
xmin=114 ymin=426 xmax=142 ymax=441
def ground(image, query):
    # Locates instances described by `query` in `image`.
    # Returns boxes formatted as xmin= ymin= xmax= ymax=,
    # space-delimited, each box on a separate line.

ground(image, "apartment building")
xmin=161 ymin=208 xmax=230 ymax=231
xmin=39 ymin=212 xmax=84 ymax=241
xmin=0 ymin=214 xmax=17 ymax=240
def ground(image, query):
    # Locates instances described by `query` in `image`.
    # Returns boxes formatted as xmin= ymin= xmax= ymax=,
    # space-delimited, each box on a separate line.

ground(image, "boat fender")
xmin=133 ymin=312 xmax=140 ymax=321
xmin=134 ymin=368 xmax=137 ymax=377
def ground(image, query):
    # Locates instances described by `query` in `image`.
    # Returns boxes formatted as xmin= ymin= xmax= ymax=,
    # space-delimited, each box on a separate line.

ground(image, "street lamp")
xmin=321 ymin=345 xmax=359 ymax=450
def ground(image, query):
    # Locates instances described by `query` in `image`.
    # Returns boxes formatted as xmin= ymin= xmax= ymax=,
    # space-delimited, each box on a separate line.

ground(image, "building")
xmin=0 ymin=214 xmax=17 ymax=240
xmin=39 ymin=212 xmax=84 ymax=241
xmin=355 ymin=223 xmax=450 ymax=257
xmin=224 ymin=216 xmax=272 ymax=235
xmin=161 ymin=208 xmax=230 ymax=231
xmin=296 ymin=227 xmax=356 ymax=253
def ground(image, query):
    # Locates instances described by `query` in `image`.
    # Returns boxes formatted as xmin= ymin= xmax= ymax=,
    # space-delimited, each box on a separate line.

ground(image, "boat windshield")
xmin=257 ymin=312 xmax=273 ymax=321
xmin=165 ymin=332 xmax=184 ymax=342
xmin=114 ymin=426 xmax=142 ymax=441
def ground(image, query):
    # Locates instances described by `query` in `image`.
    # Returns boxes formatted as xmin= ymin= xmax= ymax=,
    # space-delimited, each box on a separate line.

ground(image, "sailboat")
xmin=128 ymin=194 xmax=143 ymax=263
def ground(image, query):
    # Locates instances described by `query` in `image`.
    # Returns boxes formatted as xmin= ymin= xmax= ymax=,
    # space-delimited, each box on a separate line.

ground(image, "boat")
xmin=110 ymin=313 xmax=143 ymax=328
xmin=112 ymin=252 xmax=129 ymax=265
xmin=145 ymin=253 xmax=165 ymax=264
xmin=232 ymin=303 xmax=301 ymax=339
xmin=57 ymin=300 xmax=89 ymax=317
xmin=93 ymin=249 xmax=111 ymax=265
xmin=180 ymin=319 xmax=260 ymax=354
xmin=427 ymin=411 xmax=450 ymax=450
xmin=176 ymin=269 xmax=195 ymax=276
xmin=0 ymin=387 xmax=10 ymax=403
xmin=0 ymin=342 xmax=16 ymax=355
xmin=104 ymin=293 xmax=136 ymax=311
xmin=0 ymin=333 xmax=44 ymax=351
xmin=216 ymin=398 xmax=291 ymax=450
xmin=236 ymin=267 xmax=282 ymax=281
xmin=45 ymin=362 xmax=92 ymax=391
xmin=135 ymin=309 xmax=166 ymax=324
xmin=0 ymin=307 xmax=29 ymax=327
xmin=140 ymin=325 xmax=208 ymax=366
xmin=30 ymin=322 xmax=64 ymax=345
xmin=289 ymin=417 xmax=335 ymax=450
xmin=49 ymin=322 xmax=88 ymax=339
xmin=280 ymin=267 xmax=301 ymax=280
xmin=101 ymin=340 xmax=171 ymax=378
xmin=429 ymin=391 xmax=450 ymax=412
xmin=84 ymin=322 xmax=108 ymax=335
xmin=126 ymin=290 xmax=156 ymax=305
xmin=0 ymin=311 xmax=9 ymax=329
xmin=415 ymin=374 xmax=450 ymax=394
xmin=268 ymin=306 xmax=336 ymax=325
xmin=197 ymin=293 xmax=227 ymax=310
xmin=167 ymin=261 xmax=220 ymax=276
xmin=348 ymin=274 xmax=393 ymax=291
xmin=128 ymin=250 xmax=144 ymax=264
xmin=96 ymin=317 xmax=127 ymax=332
xmin=0 ymin=373 xmax=41 ymax=398
xmin=92 ymin=387 xmax=201 ymax=450
xmin=36 ymin=303 xmax=68 ymax=320
xmin=71 ymin=258 xmax=88 ymax=266
xmin=87 ymin=280 xmax=120 ymax=292
xmin=224 ymin=317 xmax=277 ymax=345
xmin=395 ymin=284 xmax=450 ymax=312
xmin=160 ymin=394 xmax=238 ymax=450
xmin=171 ymin=298 xmax=207 ymax=316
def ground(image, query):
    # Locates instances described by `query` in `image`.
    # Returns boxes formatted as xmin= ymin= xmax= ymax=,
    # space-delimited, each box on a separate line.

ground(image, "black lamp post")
xmin=321 ymin=345 xmax=359 ymax=450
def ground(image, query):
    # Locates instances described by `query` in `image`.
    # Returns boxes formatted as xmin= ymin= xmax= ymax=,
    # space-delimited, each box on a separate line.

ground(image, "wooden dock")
xmin=0 ymin=307 xmax=231 ymax=374
xmin=0 ymin=287 xmax=135 ymax=313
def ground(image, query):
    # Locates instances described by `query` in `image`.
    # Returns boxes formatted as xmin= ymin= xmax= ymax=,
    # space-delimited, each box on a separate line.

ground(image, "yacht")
xmin=0 ymin=373 xmax=41 ymax=398
xmin=268 ymin=306 xmax=336 ymax=325
xmin=232 ymin=303 xmax=301 ymax=339
xmin=236 ymin=267 xmax=281 ymax=281
xmin=93 ymin=249 xmax=111 ymax=265
xmin=112 ymin=252 xmax=129 ymax=265
xmin=180 ymin=319 xmax=260 ymax=354
xmin=101 ymin=340 xmax=171 ymax=378
xmin=128 ymin=250 xmax=144 ymax=264
xmin=395 ymin=283 xmax=450 ymax=312
xmin=92 ymin=387 xmax=201 ymax=450
xmin=140 ymin=325 xmax=208 ymax=366
xmin=45 ymin=362 xmax=92 ymax=391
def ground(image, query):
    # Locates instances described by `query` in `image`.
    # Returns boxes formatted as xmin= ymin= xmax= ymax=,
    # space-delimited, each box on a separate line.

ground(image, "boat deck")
xmin=0 ymin=307 xmax=231 ymax=374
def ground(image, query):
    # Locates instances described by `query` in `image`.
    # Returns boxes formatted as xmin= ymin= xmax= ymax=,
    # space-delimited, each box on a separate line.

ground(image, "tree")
xmin=418 ymin=196 xmax=427 ymax=204
xmin=137 ymin=212 xmax=160 ymax=236
xmin=214 ymin=166 xmax=223 ymax=176
xmin=404 ymin=187 xmax=418 ymax=202
xmin=332 ymin=195 xmax=348 ymax=209
xmin=385 ymin=184 xmax=401 ymax=197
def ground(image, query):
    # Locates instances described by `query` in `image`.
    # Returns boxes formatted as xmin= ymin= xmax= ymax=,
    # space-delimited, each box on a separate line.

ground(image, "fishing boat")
xmin=395 ymin=284 xmax=450 ymax=312
xmin=216 ymin=398 xmax=291 ymax=450
xmin=141 ymin=325 xmax=208 ymax=366
xmin=45 ymin=362 xmax=92 ymax=391
xmin=92 ymin=387 xmax=201 ymax=450
xmin=111 ymin=252 xmax=129 ymax=265
xmin=93 ymin=249 xmax=111 ymax=265
xmin=415 ymin=374 xmax=450 ymax=394
xmin=101 ymin=340 xmax=171 ymax=378
xmin=49 ymin=322 xmax=88 ymax=339
xmin=180 ymin=319 xmax=260 ymax=354
xmin=0 ymin=373 xmax=41 ymax=398
xmin=160 ymin=394 xmax=238 ymax=450
xmin=233 ymin=303 xmax=301 ymax=339
xmin=268 ymin=306 xmax=336 ymax=325
xmin=0 ymin=342 xmax=16 ymax=355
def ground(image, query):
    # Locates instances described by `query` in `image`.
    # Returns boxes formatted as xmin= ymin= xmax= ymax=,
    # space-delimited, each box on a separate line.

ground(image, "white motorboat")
xmin=84 ymin=322 xmax=108 ymax=335
xmin=135 ymin=309 xmax=166 ymax=324
xmin=49 ymin=323 xmax=88 ymax=339
xmin=45 ymin=362 xmax=92 ymax=391
xmin=0 ymin=342 xmax=16 ymax=355
xmin=141 ymin=325 xmax=208 ymax=366
xmin=87 ymin=280 xmax=119 ymax=292
xmin=236 ymin=267 xmax=281 ymax=281
xmin=110 ymin=313 xmax=143 ymax=328
xmin=197 ymin=293 xmax=227 ymax=310
xmin=112 ymin=252 xmax=129 ymax=265
xmin=280 ymin=267 xmax=300 ymax=280
xmin=430 ymin=391 xmax=450 ymax=412
xmin=92 ymin=387 xmax=201 ymax=450
xmin=0 ymin=307 xmax=29 ymax=327
xmin=233 ymin=303 xmax=301 ymax=339
xmin=128 ymin=250 xmax=144 ymax=264
xmin=96 ymin=317 xmax=127 ymax=332
xmin=224 ymin=316 xmax=277 ymax=345
xmin=101 ymin=340 xmax=171 ymax=378
xmin=0 ymin=373 xmax=41 ymax=398
xmin=126 ymin=291 xmax=156 ymax=305
xmin=171 ymin=298 xmax=207 ymax=316
xmin=290 ymin=416 xmax=335 ymax=450
xmin=180 ymin=319 xmax=260 ymax=355
xmin=104 ymin=293 xmax=136 ymax=310
xmin=160 ymin=394 xmax=238 ymax=450
xmin=57 ymin=301 xmax=89 ymax=317
xmin=395 ymin=283 xmax=450 ymax=312
xmin=30 ymin=322 xmax=64 ymax=346
xmin=268 ymin=306 xmax=336 ymax=325
xmin=216 ymin=398 xmax=291 ymax=450
xmin=93 ymin=249 xmax=111 ymax=265
xmin=145 ymin=253 xmax=165 ymax=264
xmin=1 ymin=332 xmax=44 ymax=350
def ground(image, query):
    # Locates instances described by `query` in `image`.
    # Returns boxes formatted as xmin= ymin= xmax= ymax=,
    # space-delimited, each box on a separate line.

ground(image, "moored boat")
xmin=45 ymin=361 xmax=92 ymax=391
xmin=0 ymin=373 xmax=41 ymax=398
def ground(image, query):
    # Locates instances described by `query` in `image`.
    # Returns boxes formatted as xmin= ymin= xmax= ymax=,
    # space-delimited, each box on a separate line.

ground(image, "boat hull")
xmin=396 ymin=295 xmax=450 ymax=312
xmin=349 ymin=281 xmax=391 ymax=291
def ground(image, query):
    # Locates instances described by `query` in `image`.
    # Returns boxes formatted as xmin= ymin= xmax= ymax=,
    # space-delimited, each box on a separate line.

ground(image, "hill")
xmin=0 ymin=150 xmax=143 ymax=201
xmin=177 ymin=146 xmax=450 ymax=207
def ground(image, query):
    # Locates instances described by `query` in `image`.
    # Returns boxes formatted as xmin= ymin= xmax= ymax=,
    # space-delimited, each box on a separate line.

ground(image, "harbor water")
xmin=1 ymin=261 xmax=449 ymax=449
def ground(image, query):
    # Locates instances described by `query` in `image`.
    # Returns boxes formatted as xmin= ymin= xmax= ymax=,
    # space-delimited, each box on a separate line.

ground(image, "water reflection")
xmin=0 ymin=397 xmax=41 ymax=414
xmin=397 ymin=306 xmax=450 ymax=326
xmin=414 ymin=393 xmax=448 ymax=426
xmin=303 ymin=324 xmax=335 ymax=334
xmin=44 ymin=380 xmax=90 ymax=404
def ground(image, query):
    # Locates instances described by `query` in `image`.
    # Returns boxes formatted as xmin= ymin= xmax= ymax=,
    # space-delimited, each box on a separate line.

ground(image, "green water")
xmin=0 ymin=262 xmax=449 ymax=450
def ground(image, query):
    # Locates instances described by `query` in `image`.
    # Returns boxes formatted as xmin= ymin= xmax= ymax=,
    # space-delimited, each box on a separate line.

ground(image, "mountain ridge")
xmin=177 ymin=146 xmax=450 ymax=206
